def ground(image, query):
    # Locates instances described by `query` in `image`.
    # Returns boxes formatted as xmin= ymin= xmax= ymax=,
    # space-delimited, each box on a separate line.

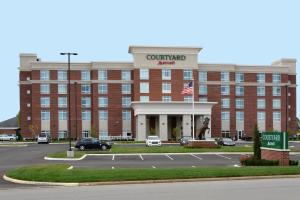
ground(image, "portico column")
xmin=136 ymin=114 xmax=146 ymax=141
xmin=159 ymin=114 xmax=168 ymax=141
xmin=205 ymin=115 xmax=212 ymax=139
xmin=182 ymin=114 xmax=191 ymax=137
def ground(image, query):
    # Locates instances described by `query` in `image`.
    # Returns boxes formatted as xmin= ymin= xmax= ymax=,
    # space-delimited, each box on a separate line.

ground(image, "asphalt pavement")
xmin=1 ymin=178 xmax=300 ymax=200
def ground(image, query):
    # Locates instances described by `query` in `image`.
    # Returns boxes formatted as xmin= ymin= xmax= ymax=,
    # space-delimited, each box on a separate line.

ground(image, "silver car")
xmin=37 ymin=133 xmax=51 ymax=144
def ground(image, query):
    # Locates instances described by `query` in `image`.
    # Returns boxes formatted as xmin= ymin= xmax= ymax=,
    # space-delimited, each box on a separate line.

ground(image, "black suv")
xmin=75 ymin=138 xmax=112 ymax=151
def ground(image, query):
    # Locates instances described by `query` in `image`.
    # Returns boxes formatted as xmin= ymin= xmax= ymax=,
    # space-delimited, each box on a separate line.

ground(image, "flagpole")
xmin=192 ymin=79 xmax=195 ymax=140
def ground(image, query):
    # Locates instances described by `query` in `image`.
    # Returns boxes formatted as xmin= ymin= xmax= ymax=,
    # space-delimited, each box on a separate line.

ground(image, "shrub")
xmin=253 ymin=124 xmax=261 ymax=160
xmin=289 ymin=160 xmax=299 ymax=166
xmin=240 ymin=156 xmax=279 ymax=166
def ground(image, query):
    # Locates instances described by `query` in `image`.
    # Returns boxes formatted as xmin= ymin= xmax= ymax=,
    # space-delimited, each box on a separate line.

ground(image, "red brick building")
xmin=19 ymin=46 xmax=297 ymax=141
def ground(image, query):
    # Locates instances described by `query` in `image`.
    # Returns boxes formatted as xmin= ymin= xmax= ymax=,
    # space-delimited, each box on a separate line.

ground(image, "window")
xmin=184 ymin=95 xmax=192 ymax=102
xmin=257 ymin=112 xmax=265 ymax=121
xmin=222 ymin=131 xmax=230 ymax=138
xmin=98 ymin=83 xmax=107 ymax=94
xmin=273 ymin=99 xmax=281 ymax=109
xmin=140 ymin=96 xmax=149 ymax=102
xmin=99 ymin=110 xmax=108 ymax=120
xmin=122 ymin=97 xmax=131 ymax=108
xmin=98 ymin=69 xmax=107 ymax=80
xmin=257 ymin=99 xmax=266 ymax=109
xmin=81 ymin=97 xmax=91 ymax=108
xmin=199 ymin=85 xmax=207 ymax=95
xmin=221 ymin=111 xmax=230 ymax=121
xmin=140 ymin=82 xmax=149 ymax=93
xmin=40 ymin=97 xmax=50 ymax=108
xmin=221 ymin=85 xmax=230 ymax=95
xmin=199 ymin=97 xmax=207 ymax=102
xmin=82 ymin=130 xmax=90 ymax=138
xmin=273 ymin=86 xmax=281 ymax=96
xmin=99 ymin=132 xmax=108 ymax=139
xmin=236 ymin=111 xmax=244 ymax=121
xmin=122 ymin=110 xmax=131 ymax=120
xmin=140 ymin=69 xmax=149 ymax=80
xmin=162 ymin=96 xmax=171 ymax=102
xmin=257 ymin=73 xmax=265 ymax=83
xmin=58 ymin=84 xmax=67 ymax=94
xmin=58 ymin=131 xmax=67 ymax=139
xmin=273 ymin=112 xmax=281 ymax=122
xmin=122 ymin=84 xmax=131 ymax=94
xmin=81 ymin=84 xmax=91 ymax=94
xmin=81 ymin=70 xmax=90 ymax=80
xmin=235 ymin=73 xmax=244 ymax=83
xmin=99 ymin=97 xmax=108 ymax=107
xmin=183 ymin=69 xmax=193 ymax=80
xmin=82 ymin=111 xmax=91 ymax=120
xmin=221 ymin=72 xmax=229 ymax=82
xmin=257 ymin=86 xmax=265 ymax=96
xmin=162 ymin=83 xmax=171 ymax=93
xmin=122 ymin=70 xmax=131 ymax=80
xmin=58 ymin=97 xmax=67 ymax=108
xmin=221 ymin=98 xmax=230 ymax=108
xmin=40 ymin=84 xmax=50 ymax=94
xmin=199 ymin=71 xmax=207 ymax=82
xmin=41 ymin=110 xmax=50 ymax=120
xmin=162 ymin=69 xmax=171 ymax=80
xmin=272 ymin=74 xmax=281 ymax=83
xmin=40 ymin=70 xmax=49 ymax=80
xmin=235 ymin=86 xmax=244 ymax=96
xmin=236 ymin=99 xmax=244 ymax=109
xmin=57 ymin=70 xmax=67 ymax=80
xmin=58 ymin=110 xmax=67 ymax=120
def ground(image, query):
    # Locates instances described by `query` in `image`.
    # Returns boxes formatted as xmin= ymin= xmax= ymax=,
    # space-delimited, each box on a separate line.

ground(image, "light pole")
xmin=60 ymin=52 xmax=77 ymax=154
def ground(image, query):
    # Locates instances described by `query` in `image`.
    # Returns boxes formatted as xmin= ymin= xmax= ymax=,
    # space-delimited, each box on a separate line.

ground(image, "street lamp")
xmin=60 ymin=53 xmax=77 ymax=156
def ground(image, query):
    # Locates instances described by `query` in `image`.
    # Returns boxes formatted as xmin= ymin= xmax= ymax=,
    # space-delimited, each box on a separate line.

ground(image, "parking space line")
xmin=215 ymin=154 xmax=231 ymax=160
xmin=165 ymin=154 xmax=174 ymax=160
xmin=190 ymin=154 xmax=203 ymax=160
xmin=152 ymin=165 xmax=156 ymax=169
xmin=139 ymin=154 xmax=144 ymax=161
xmin=112 ymin=155 xmax=115 ymax=161
xmin=112 ymin=166 xmax=115 ymax=169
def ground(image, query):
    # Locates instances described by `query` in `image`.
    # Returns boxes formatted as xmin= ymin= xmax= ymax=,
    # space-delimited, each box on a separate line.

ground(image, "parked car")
xmin=179 ymin=136 xmax=192 ymax=146
xmin=217 ymin=138 xmax=236 ymax=146
xmin=75 ymin=138 xmax=112 ymax=151
xmin=145 ymin=136 xmax=162 ymax=147
xmin=37 ymin=133 xmax=51 ymax=144
xmin=0 ymin=134 xmax=16 ymax=141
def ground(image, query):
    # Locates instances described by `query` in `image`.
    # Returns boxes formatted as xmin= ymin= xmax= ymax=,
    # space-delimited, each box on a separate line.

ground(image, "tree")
xmin=29 ymin=124 xmax=38 ymax=139
xmin=253 ymin=123 xmax=261 ymax=160
xmin=90 ymin=125 xmax=98 ymax=139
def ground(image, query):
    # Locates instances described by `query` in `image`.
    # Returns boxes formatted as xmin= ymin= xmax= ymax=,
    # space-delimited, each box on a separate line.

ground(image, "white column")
xmin=159 ymin=114 xmax=168 ymax=141
xmin=136 ymin=115 xmax=146 ymax=141
xmin=182 ymin=114 xmax=191 ymax=137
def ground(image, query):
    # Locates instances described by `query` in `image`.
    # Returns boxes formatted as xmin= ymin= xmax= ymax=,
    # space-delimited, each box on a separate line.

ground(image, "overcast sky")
xmin=0 ymin=0 xmax=299 ymax=121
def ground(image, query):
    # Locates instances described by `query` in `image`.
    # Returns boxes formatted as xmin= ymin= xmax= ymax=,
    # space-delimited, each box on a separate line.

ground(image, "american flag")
xmin=181 ymin=82 xmax=193 ymax=94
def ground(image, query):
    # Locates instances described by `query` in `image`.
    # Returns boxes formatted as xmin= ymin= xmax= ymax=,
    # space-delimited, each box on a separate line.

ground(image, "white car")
xmin=37 ymin=133 xmax=51 ymax=144
xmin=146 ymin=136 xmax=162 ymax=147
xmin=0 ymin=134 xmax=16 ymax=141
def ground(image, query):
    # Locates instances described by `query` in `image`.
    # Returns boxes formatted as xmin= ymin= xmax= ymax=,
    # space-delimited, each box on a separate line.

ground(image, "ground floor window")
xmin=82 ymin=130 xmax=90 ymax=138
xmin=99 ymin=131 xmax=108 ymax=140
xmin=41 ymin=130 xmax=50 ymax=136
xmin=221 ymin=130 xmax=230 ymax=138
xmin=58 ymin=131 xmax=67 ymax=139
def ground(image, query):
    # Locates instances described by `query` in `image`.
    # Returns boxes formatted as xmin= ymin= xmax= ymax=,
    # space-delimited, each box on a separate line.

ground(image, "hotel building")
xmin=19 ymin=46 xmax=297 ymax=141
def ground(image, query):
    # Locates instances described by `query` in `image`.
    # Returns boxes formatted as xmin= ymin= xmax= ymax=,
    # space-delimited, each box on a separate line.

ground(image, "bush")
xmin=289 ymin=160 xmax=299 ymax=166
xmin=240 ymin=156 xmax=279 ymax=166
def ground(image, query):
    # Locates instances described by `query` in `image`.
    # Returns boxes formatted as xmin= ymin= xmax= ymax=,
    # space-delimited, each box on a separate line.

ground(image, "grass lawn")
xmin=6 ymin=164 xmax=300 ymax=183
xmin=48 ymin=145 xmax=254 ymax=158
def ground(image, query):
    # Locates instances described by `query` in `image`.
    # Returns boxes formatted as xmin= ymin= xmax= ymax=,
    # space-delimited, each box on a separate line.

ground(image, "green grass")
xmin=47 ymin=145 xmax=253 ymax=158
xmin=6 ymin=164 xmax=300 ymax=183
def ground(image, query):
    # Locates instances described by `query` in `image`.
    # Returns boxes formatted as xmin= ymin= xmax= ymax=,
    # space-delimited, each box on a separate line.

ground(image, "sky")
xmin=0 ymin=0 xmax=299 ymax=122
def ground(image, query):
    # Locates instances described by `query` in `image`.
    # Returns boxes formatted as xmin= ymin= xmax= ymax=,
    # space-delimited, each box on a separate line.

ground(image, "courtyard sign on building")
xmin=261 ymin=132 xmax=288 ymax=150
xmin=146 ymin=54 xmax=186 ymax=65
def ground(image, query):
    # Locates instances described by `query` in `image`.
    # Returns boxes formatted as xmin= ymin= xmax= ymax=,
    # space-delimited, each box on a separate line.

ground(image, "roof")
xmin=0 ymin=117 xmax=19 ymax=129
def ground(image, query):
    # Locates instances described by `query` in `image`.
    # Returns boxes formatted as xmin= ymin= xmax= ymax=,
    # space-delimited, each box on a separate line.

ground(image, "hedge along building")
xmin=19 ymin=46 xmax=297 ymax=141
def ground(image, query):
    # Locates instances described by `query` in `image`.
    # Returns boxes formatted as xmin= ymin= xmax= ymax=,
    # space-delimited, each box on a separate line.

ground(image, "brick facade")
xmin=261 ymin=149 xmax=290 ymax=166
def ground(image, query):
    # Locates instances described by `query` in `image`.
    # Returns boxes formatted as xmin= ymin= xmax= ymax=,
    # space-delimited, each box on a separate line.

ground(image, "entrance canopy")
xmin=131 ymin=101 xmax=217 ymax=116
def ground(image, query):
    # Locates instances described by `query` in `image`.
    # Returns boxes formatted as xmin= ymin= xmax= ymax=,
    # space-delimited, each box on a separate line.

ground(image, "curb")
xmin=4 ymin=174 xmax=300 ymax=187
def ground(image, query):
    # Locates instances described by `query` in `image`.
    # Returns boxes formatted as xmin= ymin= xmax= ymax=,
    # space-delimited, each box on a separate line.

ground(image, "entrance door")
xmin=237 ymin=130 xmax=243 ymax=140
